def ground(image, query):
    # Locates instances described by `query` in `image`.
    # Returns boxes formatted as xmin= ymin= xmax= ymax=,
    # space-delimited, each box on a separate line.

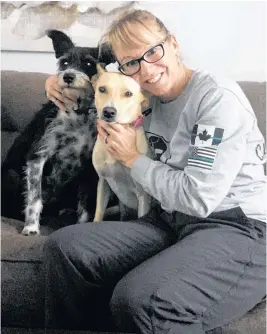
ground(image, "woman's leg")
xmin=44 ymin=214 xmax=176 ymax=330
xmin=110 ymin=208 xmax=266 ymax=333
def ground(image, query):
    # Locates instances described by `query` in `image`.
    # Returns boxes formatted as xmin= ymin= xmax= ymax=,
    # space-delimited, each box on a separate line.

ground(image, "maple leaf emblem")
xmin=198 ymin=130 xmax=212 ymax=143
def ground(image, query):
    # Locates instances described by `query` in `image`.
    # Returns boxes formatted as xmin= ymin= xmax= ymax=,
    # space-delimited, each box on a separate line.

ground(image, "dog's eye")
xmin=99 ymin=87 xmax=106 ymax=93
xmin=86 ymin=62 xmax=91 ymax=66
xmin=63 ymin=61 xmax=69 ymax=66
xmin=125 ymin=91 xmax=133 ymax=97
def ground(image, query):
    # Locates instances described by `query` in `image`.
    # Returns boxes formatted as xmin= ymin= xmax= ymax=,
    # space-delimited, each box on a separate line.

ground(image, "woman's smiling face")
xmin=113 ymin=26 xmax=180 ymax=99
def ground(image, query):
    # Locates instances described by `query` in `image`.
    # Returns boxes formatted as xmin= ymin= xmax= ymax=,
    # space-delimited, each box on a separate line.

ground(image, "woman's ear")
xmin=169 ymin=34 xmax=179 ymax=54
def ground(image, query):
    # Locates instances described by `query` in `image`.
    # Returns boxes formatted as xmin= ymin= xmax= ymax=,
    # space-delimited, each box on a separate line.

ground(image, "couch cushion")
xmin=1 ymin=208 xmax=120 ymax=329
xmin=1 ymin=130 xmax=20 ymax=162
xmin=1 ymin=214 xmax=83 ymax=328
xmin=1 ymin=71 xmax=49 ymax=132
xmin=1 ymin=217 xmax=55 ymax=328
xmin=220 ymin=299 xmax=266 ymax=333
xmin=238 ymin=81 xmax=266 ymax=138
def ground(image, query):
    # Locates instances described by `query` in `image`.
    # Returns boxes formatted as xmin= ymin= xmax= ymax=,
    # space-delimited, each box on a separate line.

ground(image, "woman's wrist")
xmin=123 ymin=153 xmax=141 ymax=168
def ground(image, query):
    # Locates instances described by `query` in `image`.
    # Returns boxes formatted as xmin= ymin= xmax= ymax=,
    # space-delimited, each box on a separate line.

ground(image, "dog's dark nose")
xmin=102 ymin=107 xmax=117 ymax=121
xmin=63 ymin=73 xmax=75 ymax=84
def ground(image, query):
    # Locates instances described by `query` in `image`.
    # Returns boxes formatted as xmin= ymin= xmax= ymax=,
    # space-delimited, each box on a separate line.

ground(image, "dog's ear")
xmin=98 ymin=42 xmax=116 ymax=65
xmin=90 ymin=74 xmax=98 ymax=90
xmin=96 ymin=63 xmax=106 ymax=75
xmin=90 ymin=64 xmax=106 ymax=89
xmin=46 ymin=30 xmax=75 ymax=59
xmin=88 ymin=47 xmax=100 ymax=61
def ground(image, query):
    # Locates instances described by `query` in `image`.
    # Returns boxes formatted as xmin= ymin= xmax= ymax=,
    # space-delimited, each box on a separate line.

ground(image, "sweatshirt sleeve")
xmin=130 ymin=87 xmax=255 ymax=217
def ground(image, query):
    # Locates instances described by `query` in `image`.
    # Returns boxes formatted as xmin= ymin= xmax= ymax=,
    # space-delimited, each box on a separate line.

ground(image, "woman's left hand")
xmin=97 ymin=119 xmax=141 ymax=168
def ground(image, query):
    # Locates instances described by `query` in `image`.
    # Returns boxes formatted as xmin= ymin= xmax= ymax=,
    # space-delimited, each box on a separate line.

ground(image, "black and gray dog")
xmin=1 ymin=30 xmax=115 ymax=235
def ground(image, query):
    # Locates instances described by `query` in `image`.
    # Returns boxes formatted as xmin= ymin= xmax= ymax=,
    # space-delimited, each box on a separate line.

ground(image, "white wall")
xmin=1 ymin=1 xmax=266 ymax=81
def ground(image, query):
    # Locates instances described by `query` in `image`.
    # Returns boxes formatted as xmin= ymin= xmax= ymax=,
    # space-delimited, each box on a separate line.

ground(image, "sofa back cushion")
xmin=1 ymin=71 xmax=49 ymax=161
xmin=1 ymin=71 xmax=49 ymax=132
xmin=238 ymin=81 xmax=266 ymax=140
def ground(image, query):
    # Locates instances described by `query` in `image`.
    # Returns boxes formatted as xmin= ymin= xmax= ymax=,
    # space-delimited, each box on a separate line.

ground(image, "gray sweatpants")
xmin=44 ymin=206 xmax=266 ymax=333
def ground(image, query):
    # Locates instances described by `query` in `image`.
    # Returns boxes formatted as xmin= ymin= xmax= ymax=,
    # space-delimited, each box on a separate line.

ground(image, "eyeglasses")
xmin=118 ymin=38 xmax=168 ymax=76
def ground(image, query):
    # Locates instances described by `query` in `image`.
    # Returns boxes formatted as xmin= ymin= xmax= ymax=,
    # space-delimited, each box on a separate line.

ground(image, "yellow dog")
xmin=92 ymin=64 xmax=152 ymax=222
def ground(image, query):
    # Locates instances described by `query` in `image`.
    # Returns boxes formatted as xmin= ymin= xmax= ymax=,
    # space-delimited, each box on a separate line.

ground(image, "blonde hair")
xmin=102 ymin=9 xmax=170 ymax=54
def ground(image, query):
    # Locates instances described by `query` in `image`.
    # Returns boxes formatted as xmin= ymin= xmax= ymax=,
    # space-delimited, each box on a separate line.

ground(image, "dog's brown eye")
xmin=99 ymin=87 xmax=106 ymax=93
xmin=125 ymin=91 xmax=133 ymax=97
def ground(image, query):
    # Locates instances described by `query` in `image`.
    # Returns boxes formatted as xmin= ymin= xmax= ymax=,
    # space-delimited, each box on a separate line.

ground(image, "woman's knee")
xmin=43 ymin=224 xmax=78 ymax=259
xmin=110 ymin=269 xmax=204 ymax=333
xmin=43 ymin=224 xmax=99 ymax=272
xmin=110 ymin=272 xmax=153 ymax=332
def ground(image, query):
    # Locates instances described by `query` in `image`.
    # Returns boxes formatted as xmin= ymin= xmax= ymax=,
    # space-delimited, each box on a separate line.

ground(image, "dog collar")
xmin=132 ymin=116 xmax=144 ymax=128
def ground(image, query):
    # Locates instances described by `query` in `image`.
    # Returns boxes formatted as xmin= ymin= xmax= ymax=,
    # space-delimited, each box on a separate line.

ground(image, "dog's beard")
xmin=57 ymin=70 xmax=91 ymax=90
xmin=59 ymin=81 xmax=94 ymax=114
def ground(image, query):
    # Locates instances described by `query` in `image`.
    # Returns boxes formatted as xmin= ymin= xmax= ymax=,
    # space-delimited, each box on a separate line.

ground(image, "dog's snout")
xmin=63 ymin=73 xmax=75 ymax=84
xmin=102 ymin=107 xmax=117 ymax=121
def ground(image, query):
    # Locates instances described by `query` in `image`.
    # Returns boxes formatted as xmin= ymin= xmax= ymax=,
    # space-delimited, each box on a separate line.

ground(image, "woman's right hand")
xmin=45 ymin=75 xmax=78 ymax=111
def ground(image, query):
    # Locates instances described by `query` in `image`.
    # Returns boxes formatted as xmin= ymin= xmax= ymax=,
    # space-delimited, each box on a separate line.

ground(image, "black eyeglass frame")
xmin=118 ymin=38 xmax=168 ymax=76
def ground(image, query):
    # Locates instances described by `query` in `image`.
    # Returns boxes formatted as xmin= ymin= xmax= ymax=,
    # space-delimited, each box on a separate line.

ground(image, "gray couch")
xmin=1 ymin=70 xmax=266 ymax=333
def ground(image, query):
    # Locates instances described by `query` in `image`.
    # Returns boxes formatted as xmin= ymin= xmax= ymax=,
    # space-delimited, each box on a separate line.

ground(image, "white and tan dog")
xmin=92 ymin=64 xmax=152 ymax=222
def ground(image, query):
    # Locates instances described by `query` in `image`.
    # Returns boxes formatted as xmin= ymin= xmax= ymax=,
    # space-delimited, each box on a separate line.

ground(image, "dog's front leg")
xmin=93 ymin=177 xmax=111 ymax=222
xmin=77 ymin=187 xmax=92 ymax=224
xmin=77 ymin=197 xmax=89 ymax=224
xmin=22 ymin=158 xmax=46 ymax=235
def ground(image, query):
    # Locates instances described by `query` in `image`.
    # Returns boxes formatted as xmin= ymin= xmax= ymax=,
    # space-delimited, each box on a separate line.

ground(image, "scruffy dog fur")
xmin=92 ymin=64 xmax=152 ymax=222
xmin=1 ymin=30 xmax=114 ymax=235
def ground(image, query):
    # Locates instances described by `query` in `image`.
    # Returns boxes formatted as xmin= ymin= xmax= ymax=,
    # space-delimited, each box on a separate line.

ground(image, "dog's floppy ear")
xmin=88 ymin=47 xmax=99 ymax=61
xmin=46 ymin=30 xmax=75 ymax=59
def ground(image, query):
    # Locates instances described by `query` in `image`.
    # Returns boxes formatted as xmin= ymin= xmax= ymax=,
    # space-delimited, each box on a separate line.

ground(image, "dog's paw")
xmin=93 ymin=211 xmax=103 ymax=222
xmin=22 ymin=225 xmax=40 ymax=236
xmin=78 ymin=211 xmax=89 ymax=224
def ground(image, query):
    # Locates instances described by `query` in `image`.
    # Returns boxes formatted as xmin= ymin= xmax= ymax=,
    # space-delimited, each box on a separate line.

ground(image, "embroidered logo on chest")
xmin=146 ymin=132 xmax=170 ymax=161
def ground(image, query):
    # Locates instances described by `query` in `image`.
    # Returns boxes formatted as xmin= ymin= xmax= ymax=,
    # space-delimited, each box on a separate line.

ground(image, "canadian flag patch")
xmin=191 ymin=124 xmax=224 ymax=147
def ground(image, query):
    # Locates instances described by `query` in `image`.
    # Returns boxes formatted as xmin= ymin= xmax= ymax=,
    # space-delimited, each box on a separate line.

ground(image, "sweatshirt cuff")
xmin=130 ymin=154 xmax=153 ymax=185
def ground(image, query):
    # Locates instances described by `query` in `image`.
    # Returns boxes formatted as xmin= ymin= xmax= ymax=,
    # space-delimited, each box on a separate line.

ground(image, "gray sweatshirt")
xmin=131 ymin=69 xmax=267 ymax=223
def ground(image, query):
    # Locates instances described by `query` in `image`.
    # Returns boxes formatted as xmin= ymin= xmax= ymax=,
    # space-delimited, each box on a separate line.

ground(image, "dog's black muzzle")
xmin=102 ymin=107 xmax=117 ymax=122
xmin=63 ymin=73 xmax=76 ymax=85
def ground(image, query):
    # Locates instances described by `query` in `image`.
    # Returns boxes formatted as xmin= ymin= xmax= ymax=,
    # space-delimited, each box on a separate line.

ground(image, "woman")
xmin=44 ymin=9 xmax=266 ymax=333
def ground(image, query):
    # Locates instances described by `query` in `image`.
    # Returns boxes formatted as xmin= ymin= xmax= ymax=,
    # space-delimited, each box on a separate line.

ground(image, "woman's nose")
xmin=140 ymin=60 xmax=155 ymax=76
